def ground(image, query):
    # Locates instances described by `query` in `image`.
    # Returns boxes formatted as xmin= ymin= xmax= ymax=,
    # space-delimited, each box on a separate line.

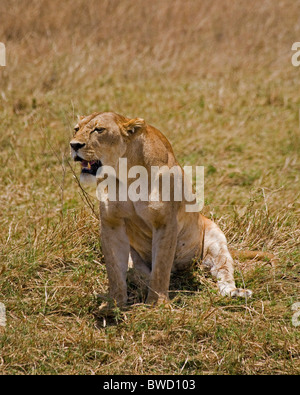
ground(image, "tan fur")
xmin=70 ymin=112 xmax=259 ymax=306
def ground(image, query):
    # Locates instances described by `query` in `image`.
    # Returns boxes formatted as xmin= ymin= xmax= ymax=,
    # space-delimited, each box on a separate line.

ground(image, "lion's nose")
xmin=70 ymin=142 xmax=86 ymax=151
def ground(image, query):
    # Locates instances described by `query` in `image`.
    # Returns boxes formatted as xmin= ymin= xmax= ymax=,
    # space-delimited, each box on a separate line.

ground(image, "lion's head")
xmin=70 ymin=112 xmax=145 ymax=185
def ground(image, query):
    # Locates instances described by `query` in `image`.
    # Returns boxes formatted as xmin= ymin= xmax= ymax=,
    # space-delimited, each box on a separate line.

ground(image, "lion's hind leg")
xmin=202 ymin=218 xmax=252 ymax=298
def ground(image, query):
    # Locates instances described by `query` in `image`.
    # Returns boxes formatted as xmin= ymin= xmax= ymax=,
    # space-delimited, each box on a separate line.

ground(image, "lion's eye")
xmin=93 ymin=127 xmax=105 ymax=134
xmin=74 ymin=126 xmax=79 ymax=133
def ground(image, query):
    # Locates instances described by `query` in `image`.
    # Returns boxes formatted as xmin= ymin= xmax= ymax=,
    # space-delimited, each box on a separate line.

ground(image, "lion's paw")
xmin=219 ymin=283 xmax=253 ymax=298
xmin=230 ymin=288 xmax=253 ymax=298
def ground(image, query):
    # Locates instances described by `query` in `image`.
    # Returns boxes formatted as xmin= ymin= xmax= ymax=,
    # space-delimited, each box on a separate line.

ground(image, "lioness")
xmin=70 ymin=111 xmax=253 ymax=306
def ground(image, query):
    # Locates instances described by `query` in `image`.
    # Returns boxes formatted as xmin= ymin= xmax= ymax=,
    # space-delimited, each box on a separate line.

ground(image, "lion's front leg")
xmin=100 ymin=218 xmax=130 ymax=306
xmin=146 ymin=221 xmax=178 ymax=304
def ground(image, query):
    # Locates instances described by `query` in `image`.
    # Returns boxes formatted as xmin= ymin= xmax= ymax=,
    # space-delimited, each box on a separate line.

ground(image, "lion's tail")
xmin=229 ymin=249 xmax=277 ymax=266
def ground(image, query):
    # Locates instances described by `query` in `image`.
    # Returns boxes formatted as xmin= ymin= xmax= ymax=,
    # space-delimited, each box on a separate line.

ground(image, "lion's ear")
xmin=122 ymin=118 xmax=145 ymax=136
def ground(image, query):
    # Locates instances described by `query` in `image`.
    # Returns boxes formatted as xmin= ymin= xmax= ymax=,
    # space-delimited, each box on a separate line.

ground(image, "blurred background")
xmin=0 ymin=0 xmax=299 ymax=85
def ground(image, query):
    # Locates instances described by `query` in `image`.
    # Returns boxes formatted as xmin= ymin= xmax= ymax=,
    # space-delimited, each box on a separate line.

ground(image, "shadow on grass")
xmin=92 ymin=267 xmax=203 ymax=328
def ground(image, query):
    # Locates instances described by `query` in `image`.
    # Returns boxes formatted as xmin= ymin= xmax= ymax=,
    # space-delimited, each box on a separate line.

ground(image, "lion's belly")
xmin=172 ymin=220 xmax=202 ymax=271
xmin=125 ymin=213 xmax=203 ymax=271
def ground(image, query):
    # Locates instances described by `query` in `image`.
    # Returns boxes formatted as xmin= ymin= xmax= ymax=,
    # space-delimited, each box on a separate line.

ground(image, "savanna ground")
xmin=0 ymin=0 xmax=299 ymax=375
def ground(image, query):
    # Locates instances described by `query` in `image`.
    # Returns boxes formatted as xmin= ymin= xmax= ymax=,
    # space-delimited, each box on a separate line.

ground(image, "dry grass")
xmin=0 ymin=0 xmax=299 ymax=374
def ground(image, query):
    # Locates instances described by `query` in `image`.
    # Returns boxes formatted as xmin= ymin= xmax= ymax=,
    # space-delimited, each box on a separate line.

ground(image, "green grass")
xmin=1 ymin=74 xmax=300 ymax=374
xmin=0 ymin=75 xmax=299 ymax=374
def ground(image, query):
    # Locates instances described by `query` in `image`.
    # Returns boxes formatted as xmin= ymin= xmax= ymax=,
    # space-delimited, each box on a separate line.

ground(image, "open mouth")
xmin=74 ymin=156 xmax=102 ymax=176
